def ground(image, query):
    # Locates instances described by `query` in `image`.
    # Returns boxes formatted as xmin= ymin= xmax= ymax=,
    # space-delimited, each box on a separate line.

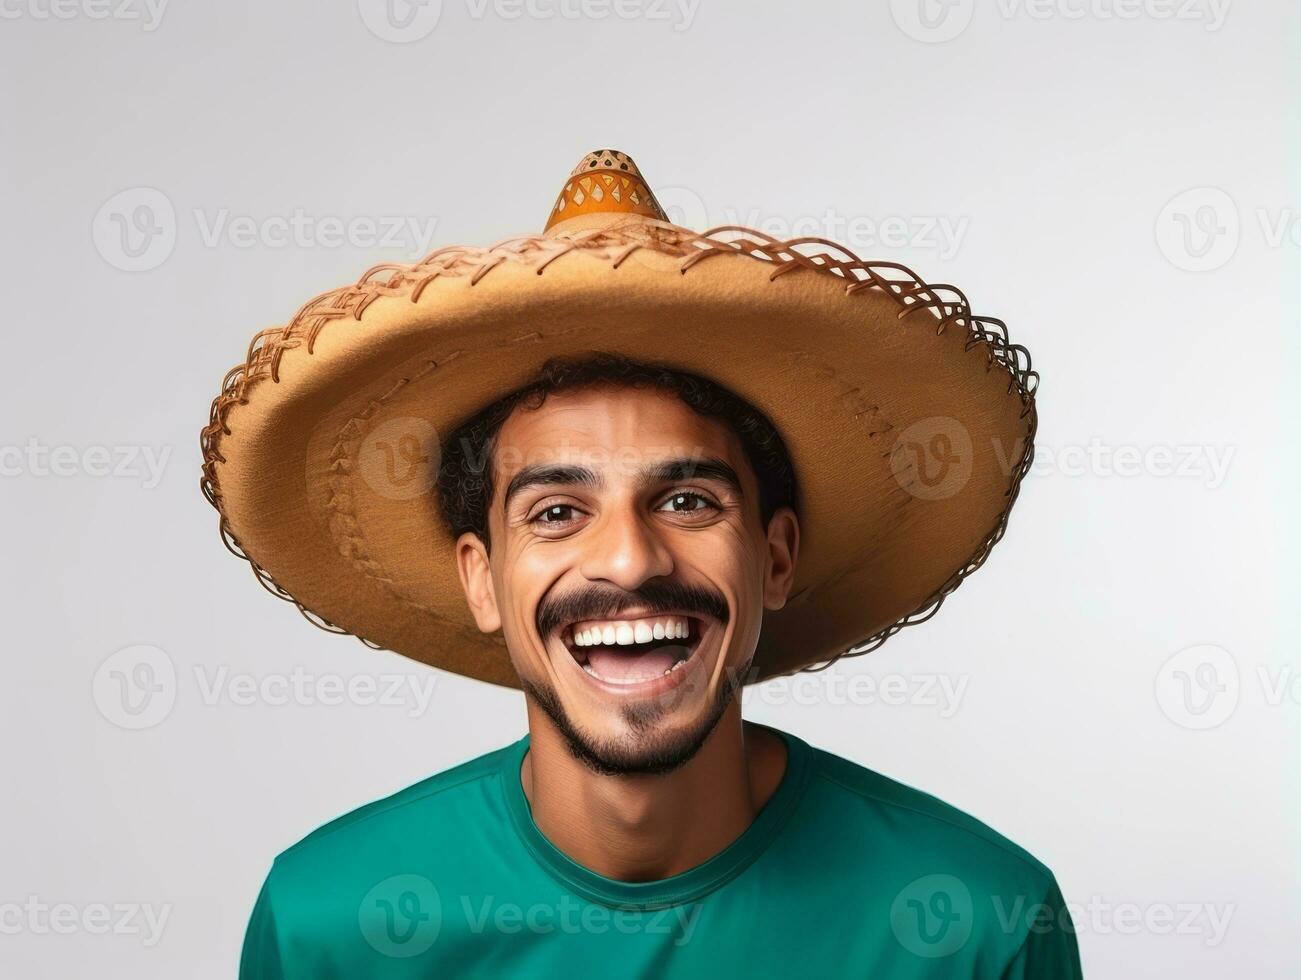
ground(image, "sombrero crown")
xmin=200 ymin=149 xmax=1037 ymax=687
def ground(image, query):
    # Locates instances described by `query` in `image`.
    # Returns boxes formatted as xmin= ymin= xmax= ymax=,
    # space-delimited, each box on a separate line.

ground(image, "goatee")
xmin=521 ymin=663 xmax=748 ymax=777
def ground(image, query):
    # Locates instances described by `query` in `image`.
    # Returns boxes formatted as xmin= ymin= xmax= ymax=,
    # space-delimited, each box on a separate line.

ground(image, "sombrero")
xmin=200 ymin=149 xmax=1037 ymax=689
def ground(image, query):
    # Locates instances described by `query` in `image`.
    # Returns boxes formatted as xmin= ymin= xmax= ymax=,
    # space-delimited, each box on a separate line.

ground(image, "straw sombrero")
xmin=200 ymin=149 xmax=1037 ymax=689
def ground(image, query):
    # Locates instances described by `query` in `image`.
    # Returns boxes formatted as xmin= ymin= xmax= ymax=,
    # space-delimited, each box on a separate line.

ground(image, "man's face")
xmin=455 ymin=383 xmax=798 ymax=775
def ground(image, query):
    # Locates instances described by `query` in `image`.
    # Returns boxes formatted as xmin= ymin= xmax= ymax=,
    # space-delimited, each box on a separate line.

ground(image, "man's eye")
xmin=659 ymin=492 xmax=716 ymax=514
xmin=534 ymin=504 xmax=579 ymax=525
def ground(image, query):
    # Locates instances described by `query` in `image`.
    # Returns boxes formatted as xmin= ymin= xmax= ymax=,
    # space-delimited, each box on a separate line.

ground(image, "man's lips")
xmin=554 ymin=612 xmax=708 ymax=687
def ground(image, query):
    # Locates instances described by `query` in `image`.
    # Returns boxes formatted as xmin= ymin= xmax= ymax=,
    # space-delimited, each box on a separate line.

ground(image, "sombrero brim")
xmin=201 ymin=221 xmax=1036 ymax=688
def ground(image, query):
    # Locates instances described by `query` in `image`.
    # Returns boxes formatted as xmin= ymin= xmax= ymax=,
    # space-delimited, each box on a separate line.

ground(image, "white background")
xmin=1 ymin=1 xmax=1298 ymax=976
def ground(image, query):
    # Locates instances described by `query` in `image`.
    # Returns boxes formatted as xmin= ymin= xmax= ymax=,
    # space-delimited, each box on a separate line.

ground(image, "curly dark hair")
xmin=435 ymin=352 xmax=799 ymax=552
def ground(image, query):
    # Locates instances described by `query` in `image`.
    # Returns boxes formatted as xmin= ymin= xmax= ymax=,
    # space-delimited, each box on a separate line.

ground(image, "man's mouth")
xmin=559 ymin=613 xmax=704 ymax=686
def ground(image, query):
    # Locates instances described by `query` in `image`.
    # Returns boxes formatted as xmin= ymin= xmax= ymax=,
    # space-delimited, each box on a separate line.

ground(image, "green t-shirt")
xmin=240 ymin=726 xmax=1083 ymax=978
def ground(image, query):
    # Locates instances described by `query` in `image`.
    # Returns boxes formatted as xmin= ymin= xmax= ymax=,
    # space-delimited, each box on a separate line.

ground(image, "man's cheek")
xmin=502 ymin=616 xmax=549 ymax=674
xmin=721 ymin=591 xmax=764 ymax=665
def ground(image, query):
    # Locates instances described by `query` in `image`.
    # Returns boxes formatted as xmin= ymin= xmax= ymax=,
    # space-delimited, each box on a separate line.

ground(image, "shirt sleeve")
xmin=999 ymin=876 xmax=1084 ymax=980
xmin=239 ymin=868 xmax=286 ymax=980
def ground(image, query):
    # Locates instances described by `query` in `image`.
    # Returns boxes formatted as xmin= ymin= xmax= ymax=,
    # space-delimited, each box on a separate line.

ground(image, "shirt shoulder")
xmin=240 ymin=740 xmax=523 ymax=977
xmin=801 ymin=739 xmax=1058 ymax=896
xmin=272 ymin=737 xmax=517 ymax=871
xmin=792 ymin=739 xmax=1081 ymax=976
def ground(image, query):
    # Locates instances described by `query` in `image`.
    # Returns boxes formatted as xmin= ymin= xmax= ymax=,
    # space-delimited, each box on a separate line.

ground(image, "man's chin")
xmin=521 ymin=674 xmax=739 ymax=777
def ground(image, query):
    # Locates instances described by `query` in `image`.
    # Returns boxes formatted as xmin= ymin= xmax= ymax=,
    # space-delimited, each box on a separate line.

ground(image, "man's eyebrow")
xmin=643 ymin=456 xmax=743 ymax=495
xmin=503 ymin=464 xmax=602 ymax=511
xmin=501 ymin=456 xmax=745 ymax=512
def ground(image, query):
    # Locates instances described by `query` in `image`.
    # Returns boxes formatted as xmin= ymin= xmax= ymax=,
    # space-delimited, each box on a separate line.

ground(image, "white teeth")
xmin=570 ymin=616 xmax=694 ymax=647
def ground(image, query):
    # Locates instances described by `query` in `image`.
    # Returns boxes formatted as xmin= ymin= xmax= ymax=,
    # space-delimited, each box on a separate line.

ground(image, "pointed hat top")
xmin=543 ymin=149 xmax=668 ymax=233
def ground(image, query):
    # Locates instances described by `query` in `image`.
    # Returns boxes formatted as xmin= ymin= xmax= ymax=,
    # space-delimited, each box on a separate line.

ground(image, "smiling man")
xmin=206 ymin=150 xmax=1082 ymax=977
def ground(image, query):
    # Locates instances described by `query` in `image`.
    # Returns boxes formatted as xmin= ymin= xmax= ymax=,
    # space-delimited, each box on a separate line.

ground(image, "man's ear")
xmin=762 ymin=506 xmax=800 ymax=611
xmin=455 ymin=532 xmax=502 ymax=633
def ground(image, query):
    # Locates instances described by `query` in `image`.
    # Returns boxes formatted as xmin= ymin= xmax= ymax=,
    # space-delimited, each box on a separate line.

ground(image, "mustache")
xmin=537 ymin=580 xmax=730 ymax=640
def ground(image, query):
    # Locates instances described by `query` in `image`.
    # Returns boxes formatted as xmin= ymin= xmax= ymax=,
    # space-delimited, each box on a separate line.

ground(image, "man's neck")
xmin=518 ymin=704 xmax=787 ymax=882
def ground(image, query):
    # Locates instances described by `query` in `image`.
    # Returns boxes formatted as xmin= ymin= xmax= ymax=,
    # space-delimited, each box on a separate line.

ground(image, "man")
xmin=204 ymin=150 xmax=1080 ymax=976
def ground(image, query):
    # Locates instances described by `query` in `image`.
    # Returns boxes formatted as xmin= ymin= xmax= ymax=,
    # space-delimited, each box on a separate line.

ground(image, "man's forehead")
xmin=492 ymin=385 xmax=743 ymax=477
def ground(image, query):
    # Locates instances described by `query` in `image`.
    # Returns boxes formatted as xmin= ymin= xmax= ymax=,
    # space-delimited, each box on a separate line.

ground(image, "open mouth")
xmin=559 ymin=613 xmax=705 ymax=686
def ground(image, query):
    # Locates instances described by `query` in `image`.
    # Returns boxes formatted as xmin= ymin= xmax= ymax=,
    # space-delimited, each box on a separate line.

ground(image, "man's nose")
xmin=578 ymin=506 xmax=674 ymax=591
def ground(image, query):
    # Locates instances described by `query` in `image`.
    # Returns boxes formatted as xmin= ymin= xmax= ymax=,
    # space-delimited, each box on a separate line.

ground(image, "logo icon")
xmin=891 ymin=873 xmax=974 ymax=958
xmin=358 ymin=0 xmax=442 ymax=43
xmin=357 ymin=417 xmax=440 ymax=500
xmin=92 ymin=644 xmax=177 ymax=730
xmin=890 ymin=416 xmax=973 ymax=501
xmin=889 ymin=0 xmax=975 ymax=43
xmin=1155 ymin=187 xmax=1239 ymax=272
xmin=653 ymin=185 xmax=709 ymax=231
xmin=1155 ymin=644 xmax=1239 ymax=730
xmin=359 ymin=874 xmax=441 ymax=957
xmin=92 ymin=188 xmax=176 ymax=272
